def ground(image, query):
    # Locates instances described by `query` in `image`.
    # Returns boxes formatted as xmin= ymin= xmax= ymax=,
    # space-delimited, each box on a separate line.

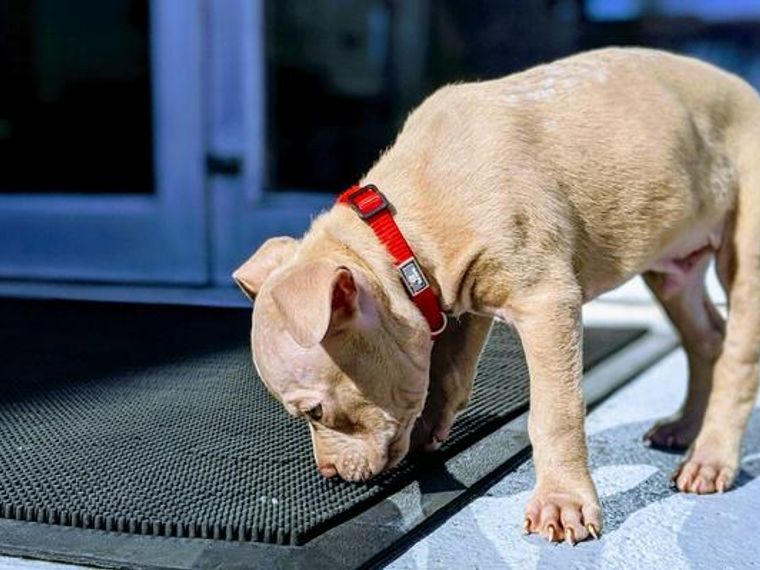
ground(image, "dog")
xmin=233 ymin=47 xmax=760 ymax=544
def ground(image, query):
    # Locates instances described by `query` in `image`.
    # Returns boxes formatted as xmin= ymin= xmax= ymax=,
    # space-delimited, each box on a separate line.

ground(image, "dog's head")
xmin=234 ymin=236 xmax=432 ymax=482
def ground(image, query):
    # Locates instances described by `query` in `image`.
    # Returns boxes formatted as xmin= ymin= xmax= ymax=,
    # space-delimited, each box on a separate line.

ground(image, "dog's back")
xmin=366 ymin=47 xmax=760 ymax=295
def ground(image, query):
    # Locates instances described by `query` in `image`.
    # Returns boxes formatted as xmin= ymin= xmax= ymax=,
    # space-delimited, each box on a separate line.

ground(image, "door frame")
xmin=206 ymin=0 xmax=333 ymax=287
xmin=0 ymin=0 xmax=208 ymax=285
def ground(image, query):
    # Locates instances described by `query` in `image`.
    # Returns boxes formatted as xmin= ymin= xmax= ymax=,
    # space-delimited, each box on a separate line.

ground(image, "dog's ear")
xmin=232 ymin=237 xmax=297 ymax=301
xmin=270 ymin=260 xmax=374 ymax=348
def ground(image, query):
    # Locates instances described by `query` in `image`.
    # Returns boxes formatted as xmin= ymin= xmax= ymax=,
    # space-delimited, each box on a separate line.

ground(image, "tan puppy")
xmin=234 ymin=48 xmax=760 ymax=544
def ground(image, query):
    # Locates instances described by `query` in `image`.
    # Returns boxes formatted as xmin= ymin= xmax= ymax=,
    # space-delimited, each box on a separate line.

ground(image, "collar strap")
xmin=337 ymin=184 xmax=447 ymax=339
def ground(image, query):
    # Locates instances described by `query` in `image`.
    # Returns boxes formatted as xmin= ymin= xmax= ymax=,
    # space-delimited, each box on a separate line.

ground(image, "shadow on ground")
xmin=390 ymin=411 xmax=760 ymax=570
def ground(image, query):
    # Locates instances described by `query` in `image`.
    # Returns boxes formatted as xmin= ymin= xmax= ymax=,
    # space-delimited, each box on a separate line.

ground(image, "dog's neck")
xmin=302 ymin=178 xmax=479 ymax=324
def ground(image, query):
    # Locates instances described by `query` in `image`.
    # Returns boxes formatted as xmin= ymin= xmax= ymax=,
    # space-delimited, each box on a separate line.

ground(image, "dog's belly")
xmin=582 ymin=219 xmax=725 ymax=302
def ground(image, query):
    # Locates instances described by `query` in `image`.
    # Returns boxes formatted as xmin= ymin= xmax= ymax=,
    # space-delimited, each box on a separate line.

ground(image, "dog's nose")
xmin=318 ymin=462 xmax=337 ymax=478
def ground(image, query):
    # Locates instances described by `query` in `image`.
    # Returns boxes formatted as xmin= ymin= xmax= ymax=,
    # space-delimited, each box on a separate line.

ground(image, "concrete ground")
xmin=388 ymin=349 xmax=760 ymax=570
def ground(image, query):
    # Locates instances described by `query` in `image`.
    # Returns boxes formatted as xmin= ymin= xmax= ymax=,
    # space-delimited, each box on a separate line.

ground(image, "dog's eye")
xmin=306 ymin=404 xmax=323 ymax=421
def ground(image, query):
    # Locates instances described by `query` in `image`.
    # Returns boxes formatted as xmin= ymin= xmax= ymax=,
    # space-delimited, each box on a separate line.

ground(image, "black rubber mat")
xmin=0 ymin=299 xmax=643 ymax=546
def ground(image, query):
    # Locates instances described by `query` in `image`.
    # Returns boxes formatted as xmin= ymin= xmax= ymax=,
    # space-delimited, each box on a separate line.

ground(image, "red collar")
xmin=337 ymin=184 xmax=447 ymax=340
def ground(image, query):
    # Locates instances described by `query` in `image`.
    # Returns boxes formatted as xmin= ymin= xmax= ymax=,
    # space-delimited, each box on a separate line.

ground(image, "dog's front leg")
xmin=411 ymin=313 xmax=493 ymax=452
xmin=511 ymin=285 xmax=601 ymax=544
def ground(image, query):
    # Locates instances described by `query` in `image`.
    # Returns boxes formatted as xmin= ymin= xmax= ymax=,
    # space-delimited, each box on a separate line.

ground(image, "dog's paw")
xmin=335 ymin=450 xmax=375 ymax=482
xmin=643 ymin=414 xmax=701 ymax=452
xmin=409 ymin=415 xmax=451 ymax=453
xmin=523 ymin=489 xmax=602 ymax=545
xmin=672 ymin=453 xmax=736 ymax=494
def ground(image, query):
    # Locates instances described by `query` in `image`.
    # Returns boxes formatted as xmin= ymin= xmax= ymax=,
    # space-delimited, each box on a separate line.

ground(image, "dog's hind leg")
xmin=673 ymin=132 xmax=760 ymax=494
xmin=642 ymin=254 xmax=725 ymax=451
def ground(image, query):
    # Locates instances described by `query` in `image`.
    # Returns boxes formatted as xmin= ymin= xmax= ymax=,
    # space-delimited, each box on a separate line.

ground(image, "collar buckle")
xmin=343 ymin=184 xmax=390 ymax=221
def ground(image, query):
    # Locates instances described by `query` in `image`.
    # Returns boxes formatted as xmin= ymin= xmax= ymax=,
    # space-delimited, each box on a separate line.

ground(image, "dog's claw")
xmin=546 ymin=524 xmax=556 ymax=542
xmin=587 ymin=523 xmax=599 ymax=540
xmin=565 ymin=528 xmax=575 ymax=546
xmin=523 ymin=519 xmax=531 ymax=535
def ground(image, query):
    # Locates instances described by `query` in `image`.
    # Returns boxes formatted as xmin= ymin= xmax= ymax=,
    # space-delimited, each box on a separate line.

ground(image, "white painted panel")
xmin=207 ymin=0 xmax=334 ymax=285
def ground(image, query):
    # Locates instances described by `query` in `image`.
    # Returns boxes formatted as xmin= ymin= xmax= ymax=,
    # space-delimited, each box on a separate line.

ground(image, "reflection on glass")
xmin=0 ymin=0 xmax=153 ymax=194
xmin=266 ymin=0 xmax=760 ymax=193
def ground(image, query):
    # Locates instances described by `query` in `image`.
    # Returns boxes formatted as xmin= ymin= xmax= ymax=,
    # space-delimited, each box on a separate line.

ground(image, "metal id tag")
xmin=398 ymin=258 xmax=429 ymax=295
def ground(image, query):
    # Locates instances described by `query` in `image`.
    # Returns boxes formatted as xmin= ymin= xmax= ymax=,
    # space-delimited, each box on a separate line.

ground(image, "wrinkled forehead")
xmin=251 ymin=293 xmax=335 ymax=405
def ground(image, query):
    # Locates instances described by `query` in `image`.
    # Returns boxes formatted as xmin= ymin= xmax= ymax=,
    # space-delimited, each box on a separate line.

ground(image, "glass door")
xmin=209 ymin=0 xmax=577 ymax=285
xmin=208 ymin=0 xmax=418 ymax=284
xmin=0 ymin=0 xmax=207 ymax=284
